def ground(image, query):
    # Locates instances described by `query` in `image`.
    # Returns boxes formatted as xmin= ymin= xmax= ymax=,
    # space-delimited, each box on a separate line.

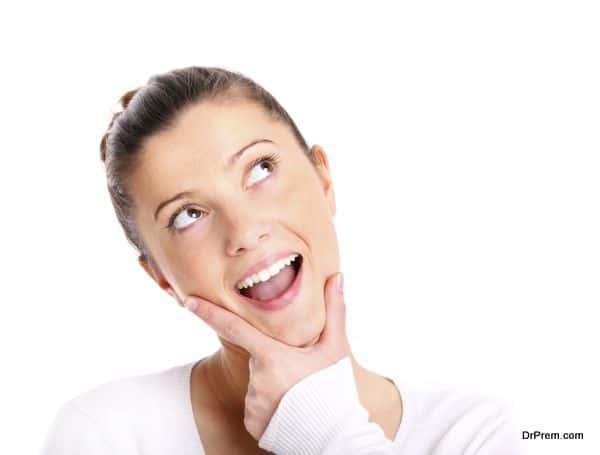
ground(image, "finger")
xmin=315 ymin=272 xmax=347 ymax=351
xmin=184 ymin=295 xmax=282 ymax=360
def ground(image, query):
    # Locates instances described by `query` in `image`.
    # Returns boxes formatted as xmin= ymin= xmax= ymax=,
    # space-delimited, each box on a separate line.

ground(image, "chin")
xmin=277 ymin=333 xmax=320 ymax=348
xmin=299 ymin=333 xmax=322 ymax=348
xmin=270 ymin=310 xmax=325 ymax=348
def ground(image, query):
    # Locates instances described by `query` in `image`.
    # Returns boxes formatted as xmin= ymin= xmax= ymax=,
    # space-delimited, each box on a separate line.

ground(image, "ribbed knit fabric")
xmin=258 ymin=356 xmax=396 ymax=454
xmin=40 ymin=358 xmax=524 ymax=454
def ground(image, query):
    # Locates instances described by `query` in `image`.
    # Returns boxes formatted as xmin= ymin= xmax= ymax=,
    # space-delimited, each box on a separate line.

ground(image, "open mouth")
xmin=237 ymin=254 xmax=303 ymax=302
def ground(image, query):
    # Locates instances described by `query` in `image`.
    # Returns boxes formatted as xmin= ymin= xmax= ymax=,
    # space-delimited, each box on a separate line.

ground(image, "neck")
xmin=199 ymin=338 xmax=385 ymax=416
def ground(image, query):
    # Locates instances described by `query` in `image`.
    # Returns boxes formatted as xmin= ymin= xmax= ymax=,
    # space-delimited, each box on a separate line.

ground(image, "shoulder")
xmin=397 ymin=383 xmax=524 ymax=454
xmin=41 ymin=399 xmax=118 ymax=454
xmin=75 ymin=361 xmax=193 ymax=413
xmin=41 ymin=361 xmax=197 ymax=454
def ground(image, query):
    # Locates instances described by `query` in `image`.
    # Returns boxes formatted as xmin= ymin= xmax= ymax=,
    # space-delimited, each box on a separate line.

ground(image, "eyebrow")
xmin=153 ymin=138 xmax=274 ymax=222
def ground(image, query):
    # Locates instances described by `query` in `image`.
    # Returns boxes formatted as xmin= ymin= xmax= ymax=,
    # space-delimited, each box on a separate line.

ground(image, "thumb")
xmin=316 ymin=272 xmax=347 ymax=352
xmin=248 ymin=356 xmax=256 ymax=375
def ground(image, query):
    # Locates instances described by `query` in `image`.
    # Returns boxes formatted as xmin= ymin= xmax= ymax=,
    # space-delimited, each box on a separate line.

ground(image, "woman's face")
xmin=129 ymin=98 xmax=340 ymax=347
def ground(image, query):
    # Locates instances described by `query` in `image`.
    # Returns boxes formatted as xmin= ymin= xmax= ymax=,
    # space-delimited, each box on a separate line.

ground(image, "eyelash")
xmin=165 ymin=152 xmax=281 ymax=232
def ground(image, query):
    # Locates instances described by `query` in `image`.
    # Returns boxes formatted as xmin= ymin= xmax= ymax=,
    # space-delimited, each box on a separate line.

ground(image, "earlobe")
xmin=138 ymin=255 xmax=178 ymax=300
xmin=310 ymin=145 xmax=337 ymax=217
xmin=138 ymin=255 xmax=157 ymax=282
xmin=329 ymin=186 xmax=337 ymax=217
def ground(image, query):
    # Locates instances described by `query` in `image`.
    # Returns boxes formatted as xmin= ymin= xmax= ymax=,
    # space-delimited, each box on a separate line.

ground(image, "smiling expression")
xmin=129 ymin=98 xmax=340 ymax=347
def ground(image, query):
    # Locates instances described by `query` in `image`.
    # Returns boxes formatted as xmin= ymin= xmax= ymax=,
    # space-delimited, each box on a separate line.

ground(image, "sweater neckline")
xmin=181 ymin=358 xmax=413 ymax=449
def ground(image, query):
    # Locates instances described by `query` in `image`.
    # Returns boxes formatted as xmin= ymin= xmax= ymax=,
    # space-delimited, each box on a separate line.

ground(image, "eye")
xmin=165 ymin=152 xmax=281 ymax=234
xmin=167 ymin=204 xmax=206 ymax=232
xmin=247 ymin=153 xmax=280 ymax=186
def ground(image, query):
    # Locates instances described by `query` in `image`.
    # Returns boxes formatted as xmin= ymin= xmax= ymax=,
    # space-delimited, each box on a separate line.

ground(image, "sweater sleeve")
xmin=258 ymin=356 xmax=397 ymax=455
xmin=425 ymin=391 xmax=525 ymax=455
xmin=474 ymin=420 xmax=524 ymax=455
xmin=40 ymin=401 xmax=116 ymax=455
xmin=468 ymin=406 xmax=525 ymax=455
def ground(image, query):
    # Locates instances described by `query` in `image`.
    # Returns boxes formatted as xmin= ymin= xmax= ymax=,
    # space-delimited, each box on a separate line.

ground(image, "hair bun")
xmin=119 ymin=87 xmax=141 ymax=110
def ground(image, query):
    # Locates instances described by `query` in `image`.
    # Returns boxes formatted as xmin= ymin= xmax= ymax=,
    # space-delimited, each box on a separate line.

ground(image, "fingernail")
xmin=184 ymin=298 xmax=198 ymax=312
xmin=337 ymin=273 xmax=344 ymax=294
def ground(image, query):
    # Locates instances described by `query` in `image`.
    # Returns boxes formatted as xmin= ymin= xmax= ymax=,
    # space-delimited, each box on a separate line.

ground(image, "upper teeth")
xmin=236 ymin=254 xmax=300 ymax=290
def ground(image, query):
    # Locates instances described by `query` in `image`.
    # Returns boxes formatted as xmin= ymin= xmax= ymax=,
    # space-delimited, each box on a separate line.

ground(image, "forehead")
xmin=143 ymin=98 xmax=281 ymax=162
xmin=128 ymin=99 xmax=294 ymax=214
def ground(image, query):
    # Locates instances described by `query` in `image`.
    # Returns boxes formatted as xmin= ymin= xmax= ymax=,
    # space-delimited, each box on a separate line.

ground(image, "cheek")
xmin=284 ymin=179 xmax=340 ymax=273
xmin=276 ymin=168 xmax=328 ymax=219
xmin=164 ymin=245 xmax=224 ymax=296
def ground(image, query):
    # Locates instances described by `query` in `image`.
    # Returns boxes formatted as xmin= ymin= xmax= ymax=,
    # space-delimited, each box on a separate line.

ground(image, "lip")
xmin=236 ymin=254 xmax=304 ymax=311
xmin=235 ymin=250 xmax=300 ymax=288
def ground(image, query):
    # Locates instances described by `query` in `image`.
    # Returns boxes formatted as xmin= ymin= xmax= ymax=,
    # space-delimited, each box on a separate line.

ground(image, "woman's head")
xmin=100 ymin=66 xmax=339 ymax=347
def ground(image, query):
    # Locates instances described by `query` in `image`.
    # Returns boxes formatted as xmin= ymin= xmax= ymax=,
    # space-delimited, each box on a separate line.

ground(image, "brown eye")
xmin=168 ymin=206 xmax=206 ymax=231
xmin=247 ymin=154 xmax=279 ymax=186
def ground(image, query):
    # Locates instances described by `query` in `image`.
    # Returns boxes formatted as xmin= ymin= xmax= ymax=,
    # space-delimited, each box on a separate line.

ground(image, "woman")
xmin=42 ymin=66 xmax=522 ymax=454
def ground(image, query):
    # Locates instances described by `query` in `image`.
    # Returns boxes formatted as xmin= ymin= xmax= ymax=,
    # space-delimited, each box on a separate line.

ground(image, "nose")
xmin=223 ymin=206 xmax=272 ymax=256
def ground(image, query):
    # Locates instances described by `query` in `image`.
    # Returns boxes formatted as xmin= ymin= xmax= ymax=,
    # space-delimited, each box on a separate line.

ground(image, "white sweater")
xmin=40 ymin=357 xmax=524 ymax=454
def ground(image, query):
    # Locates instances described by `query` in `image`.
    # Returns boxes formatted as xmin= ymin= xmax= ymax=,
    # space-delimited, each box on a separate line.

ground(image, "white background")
xmin=1 ymin=1 xmax=598 ymax=453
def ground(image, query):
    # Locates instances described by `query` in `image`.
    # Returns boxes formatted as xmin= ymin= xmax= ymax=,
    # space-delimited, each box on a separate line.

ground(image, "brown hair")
xmin=99 ymin=66 xmax=312 ymax=268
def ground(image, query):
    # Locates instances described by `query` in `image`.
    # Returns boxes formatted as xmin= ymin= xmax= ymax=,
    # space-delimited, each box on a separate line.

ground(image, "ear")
xmin=309 ymin=144 xmax=336 ymax=217
xmin=138 ymin=255 xmax=179 ymax=302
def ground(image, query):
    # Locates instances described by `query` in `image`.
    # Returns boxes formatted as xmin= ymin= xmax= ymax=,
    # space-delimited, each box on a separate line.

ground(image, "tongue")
xmin=245 ymin=264 xmax=296 ymax=301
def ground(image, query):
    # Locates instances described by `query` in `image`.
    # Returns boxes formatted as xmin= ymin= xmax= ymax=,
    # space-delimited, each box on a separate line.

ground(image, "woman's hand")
xmin=183 ymin=272 xmax=349 ymax=441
